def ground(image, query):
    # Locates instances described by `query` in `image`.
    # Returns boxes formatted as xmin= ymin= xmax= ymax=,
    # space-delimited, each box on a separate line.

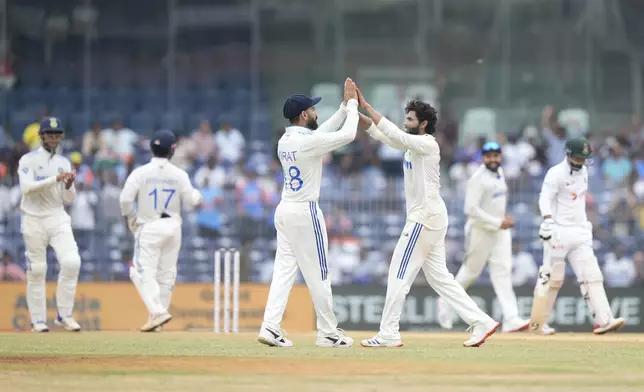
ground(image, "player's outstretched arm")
xmin=119 ymin=170 xmax=140 ymax=231
xmin=464 ymin=174 xmax=504 ymax=230
xmin=315 ymin=102 xmax=348 ymax=134
xmin=358 ymin=89 xmax=434 ymax=155
xmin=358 ymin=112 xmax=405 ymax=151
xmin=18 ymin=156 xmax=61 ymax=195
xmin=304 ymin=78 xmax=359 ymax=155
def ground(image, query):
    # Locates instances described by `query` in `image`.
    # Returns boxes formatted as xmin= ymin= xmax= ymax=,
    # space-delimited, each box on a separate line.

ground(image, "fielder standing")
xmin=438 ymin=142 xmax=529 ymax=333
xmin=18 ymin=117 xmax=82 ymax=332
xmin=120 ymin=130 xmax=203 ymax=332
xmin=258 ymin=78 xmax=359 ymax=348
xmin=356 ymin=90 xmax=499 ymax=348
xmin=531 ymin=136 xmax=625 ymax=335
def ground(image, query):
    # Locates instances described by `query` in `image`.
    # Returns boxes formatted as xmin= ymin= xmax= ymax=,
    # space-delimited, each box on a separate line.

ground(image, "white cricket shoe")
xmin=360 ymin=334 xmax=403 ymax=348
xmin=141 ymin=315 xmax=164 ymax=333
xmin=55 ymin=316 xmax=81 ymax=332
xmin=593 ymin=317 xmax=626 ymax=335
xmin=463 ymin=320 xmax=500 ymax=347
xmin=540 ymin=323 xmax=556 ymax=335
xmin=437 ymin=298 xmax=453 ymax=330
xmin=257 ymin=325 xmax=293 ymax=347
xmin=502 ymin=317 xmax=530 ymax=333
xmin=316 ymin=328 xmax=353 ymax=348
xmin=31 ymin=322 xmax=49 ymax=333
xmin=140 ymin=312 xmax=172 ymax=332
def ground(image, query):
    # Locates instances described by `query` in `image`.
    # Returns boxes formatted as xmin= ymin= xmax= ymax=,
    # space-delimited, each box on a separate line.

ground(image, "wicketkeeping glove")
xmin=539 ymin=218 xmax=554 ymax=241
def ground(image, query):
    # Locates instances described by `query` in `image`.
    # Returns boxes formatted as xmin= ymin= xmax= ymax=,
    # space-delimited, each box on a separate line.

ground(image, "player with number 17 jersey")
xmin=258 ymin=79 xmax=359 ymax=348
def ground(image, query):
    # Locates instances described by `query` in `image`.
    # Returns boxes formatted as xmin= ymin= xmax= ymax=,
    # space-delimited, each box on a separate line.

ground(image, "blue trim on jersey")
xmin=396 ymin=223 xmax=422 ymax=280
xmin=309 ymin=202 xmax=328 ymax=281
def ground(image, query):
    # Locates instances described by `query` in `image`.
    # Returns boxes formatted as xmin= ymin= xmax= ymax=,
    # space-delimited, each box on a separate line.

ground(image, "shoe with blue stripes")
xmin=360 ymin=334 xmax=403 ymax=348
xmin=316 ymin=328 xmax=353 ymax=348
xmin=55 ymin=315 xmax=81 ymax=332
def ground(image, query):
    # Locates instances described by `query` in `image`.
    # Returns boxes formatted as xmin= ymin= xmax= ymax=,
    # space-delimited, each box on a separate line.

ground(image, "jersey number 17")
xmin=149 ymin=188 xmax=176 ymax=209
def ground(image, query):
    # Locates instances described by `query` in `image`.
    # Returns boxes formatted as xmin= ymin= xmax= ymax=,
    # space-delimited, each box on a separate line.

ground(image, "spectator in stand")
xmin=99 ymin=171 xmax=122 ymax=235
xmin=511 ymin=242 xmax=538 ymax=286
xmin=541 ymin=105 xmax=568 ymax=168
xmin=196 ymin=176 xmax=224 ymax=239
xmin=69 ymin=152 xmax=94 ymax=187
xmin=603 ymin=245 xmax=637 ymax=288
xmin=103 ymin=119 xmax=138 ymax=160
xmin=633 ymin=251 xmax=644 ymax=286
xmin=23 ymin=108 xmax=51 ymax=151
xmin=191 ymin=120 xmax=216 ymax=165
xmin=602 ymin=143 xmax=633 ymax=188
xmin=0 ymin=250 xmax=25 ymax=282
xmin=215 ymin=121 xmax=245 ymax=166
xmin=70 ymin=182 xmax=98 ymax=249
xmin=82 ymin=121 xmax=106 ymax=158
xmin=170 ymin=135 xmax=197 ymax=171
xmin=236 ymin=165 xmax=269 ymax=243
xmin=194 ymin=155 xmax=226 ymax=189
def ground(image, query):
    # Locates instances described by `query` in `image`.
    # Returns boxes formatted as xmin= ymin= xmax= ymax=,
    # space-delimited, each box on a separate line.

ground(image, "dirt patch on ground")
xmin=0 ymin=355 xmax=506 ymax=376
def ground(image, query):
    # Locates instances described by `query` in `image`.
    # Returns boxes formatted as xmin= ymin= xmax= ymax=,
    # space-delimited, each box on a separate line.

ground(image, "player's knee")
xmin=156 ymin=269 xmax=177 ymax=286
xmin=59 ymin=253 xmax=81 ymax=275
xmin=26 ymin=262 xmax=47 ymax=280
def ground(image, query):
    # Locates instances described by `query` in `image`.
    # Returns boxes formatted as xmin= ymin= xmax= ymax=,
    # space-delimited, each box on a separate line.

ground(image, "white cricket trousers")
xmin=448 ymin=226 xmax=519 ymax=322
xmin=262 ymin=201 xmax=338 ymax=337
xmin=129 ymin=217 xmax=182 ymax=316
xmin=22 ymin=214 xmax=81 ymax=325
xmin=379 ymin=220 xmax=493 ymax=340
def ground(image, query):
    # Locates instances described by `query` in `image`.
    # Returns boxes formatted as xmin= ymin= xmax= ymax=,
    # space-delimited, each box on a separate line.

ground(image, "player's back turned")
xmin=277 ymin=129 xmax=326 ymax=203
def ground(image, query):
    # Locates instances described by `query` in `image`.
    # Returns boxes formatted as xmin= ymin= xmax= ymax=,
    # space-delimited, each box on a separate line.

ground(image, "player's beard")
xmin=405 ymin=126 xmax=420 ymax=135
xmin=307 ymin=117 xmax=319 ymax=130
xmin=484 ymin=162 xmax=500 ymax=172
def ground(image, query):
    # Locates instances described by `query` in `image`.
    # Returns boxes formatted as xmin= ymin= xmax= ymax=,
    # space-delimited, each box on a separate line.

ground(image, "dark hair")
xmin=288 ymin=116 xmax=299 ymax=124
xmin=151 ymin=146 xmax=172 ymax=158
xmin=405 ymin=100 xmax=438 ymax=135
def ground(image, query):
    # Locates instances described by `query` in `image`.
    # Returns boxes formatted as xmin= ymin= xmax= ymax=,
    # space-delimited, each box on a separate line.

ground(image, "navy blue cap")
xmin=150 ymin=130 xmax=177 ymax=150
xmin=39 ymin=117 xmax=64 ymax=133
xmin=482 ymin=142 xmax=502 ymax=154
xmin=283 ymin=94 xmax=322 ymax=119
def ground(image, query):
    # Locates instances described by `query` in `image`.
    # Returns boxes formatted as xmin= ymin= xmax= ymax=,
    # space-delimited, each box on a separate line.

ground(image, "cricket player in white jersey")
xmin=18 ymin=117 xmax=82 ymax=332
xmin=258 ymin=78 xmax=359 ymax=348
xmin=355 ymin=89 xmax=500 ymax=348
xmin=530 ymin=136 xmax=625 ymax=335
xmin=437 ymin=142 xmax=530 ymax=333
xmin=120 ymin=130 xmax=203 ymax=332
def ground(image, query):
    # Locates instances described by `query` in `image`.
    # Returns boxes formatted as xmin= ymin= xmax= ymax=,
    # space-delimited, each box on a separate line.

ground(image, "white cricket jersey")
xmin=366 ymin=117 xmax=448 ymax=230
xmin=17 ymin=147 xmax=76 ymax=218
xmin=464 ymin=165 xmax=507 ymax=231
xmin=278 ymin=99 xmax=359 ymax=203
xmin=119 ymin=157 xmax=202 ymax=224
xmin=538 ymin=158 xmax=588 ymax=226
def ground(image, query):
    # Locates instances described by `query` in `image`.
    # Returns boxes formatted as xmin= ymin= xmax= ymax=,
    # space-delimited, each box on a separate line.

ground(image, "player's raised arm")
xmin=360 ymin=92 xmax=437 ymax=155
xmin=359 ymin=112 xmax=406 ymax=151
xmin=302 ymin=78 xmax=360 ymax=155
xmin=315 ymin=102 xmax=349 ymax=134
xmin=18 ymin=155 xmax=61 ymax=195
xmin=464 ymin=173 xmax=504 ymax=230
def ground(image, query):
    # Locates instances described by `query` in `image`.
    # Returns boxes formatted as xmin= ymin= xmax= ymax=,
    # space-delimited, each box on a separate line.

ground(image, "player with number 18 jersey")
xmin=258 ymin=79 xmax=359 ymax=348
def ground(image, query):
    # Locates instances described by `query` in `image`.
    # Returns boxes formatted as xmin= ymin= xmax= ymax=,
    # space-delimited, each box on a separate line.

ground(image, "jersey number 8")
xmin=285 ymin=166 xmax=303 ymax=192
xmin=149 ymin=188 xmax=176 ymax=209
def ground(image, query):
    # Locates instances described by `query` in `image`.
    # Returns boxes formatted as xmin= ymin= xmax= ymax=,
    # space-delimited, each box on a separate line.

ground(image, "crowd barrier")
xmin=1 ymin=283 xmax=641 ymax=332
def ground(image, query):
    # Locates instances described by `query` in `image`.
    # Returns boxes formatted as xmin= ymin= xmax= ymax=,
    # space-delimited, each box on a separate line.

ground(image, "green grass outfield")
xmin=1 ymin=331 xmax=643 ymax=392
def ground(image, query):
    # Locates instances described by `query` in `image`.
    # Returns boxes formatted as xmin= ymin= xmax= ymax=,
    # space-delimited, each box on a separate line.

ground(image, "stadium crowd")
xmin=1 ymin=104 xmax=644 ymax=288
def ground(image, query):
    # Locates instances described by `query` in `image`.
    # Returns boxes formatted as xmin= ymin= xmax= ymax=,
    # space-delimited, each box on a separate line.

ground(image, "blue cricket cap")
xmin=481 ymin=142 xmax=502 ymax=154
xmin=39 ymin=117 xmax=64 ymax=133
xmin=283 ymin=94 xmax=322 ymax=119
xmin=151 ymin=130 xmax=177 ymax=150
